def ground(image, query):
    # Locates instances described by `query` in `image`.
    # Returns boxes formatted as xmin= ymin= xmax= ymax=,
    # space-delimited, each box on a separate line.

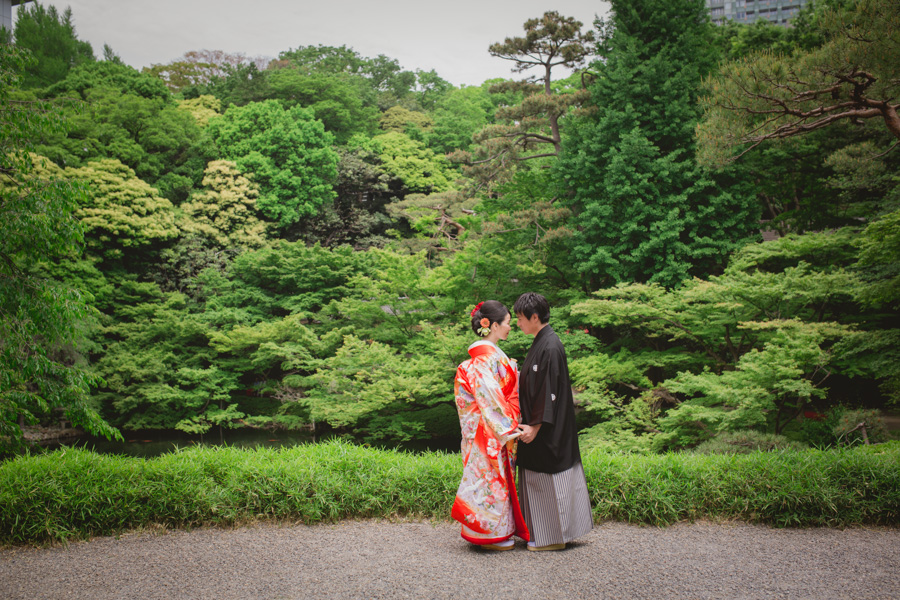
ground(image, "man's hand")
xmin=517 ymin=423 xmax=542 ymax=443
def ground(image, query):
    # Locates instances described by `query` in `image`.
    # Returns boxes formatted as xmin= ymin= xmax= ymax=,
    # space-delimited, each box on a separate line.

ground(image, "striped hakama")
xmin=518 ymin=461 xmax=593 ymax=547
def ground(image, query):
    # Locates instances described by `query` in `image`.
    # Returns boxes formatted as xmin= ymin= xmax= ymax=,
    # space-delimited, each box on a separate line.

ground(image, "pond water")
xmin=37 ymin=428 xmax=459 ymax=458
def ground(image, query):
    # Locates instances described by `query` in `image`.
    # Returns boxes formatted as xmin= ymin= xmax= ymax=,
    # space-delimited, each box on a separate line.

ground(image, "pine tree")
xmin=558 ymin=0 xmax=760 ymax=289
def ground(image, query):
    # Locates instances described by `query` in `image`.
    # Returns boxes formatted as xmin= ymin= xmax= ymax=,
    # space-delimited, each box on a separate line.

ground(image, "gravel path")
xmin=1 ymin=521 xmax=898 ymax=599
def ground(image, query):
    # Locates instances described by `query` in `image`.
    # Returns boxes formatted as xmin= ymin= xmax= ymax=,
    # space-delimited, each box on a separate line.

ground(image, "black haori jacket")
xmin=517 ymin=325 xmax=581 ymax=474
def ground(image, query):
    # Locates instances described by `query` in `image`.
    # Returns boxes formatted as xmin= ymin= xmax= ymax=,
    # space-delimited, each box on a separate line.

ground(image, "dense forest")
xmin=1 ymin=0 xmax=897 ymax=455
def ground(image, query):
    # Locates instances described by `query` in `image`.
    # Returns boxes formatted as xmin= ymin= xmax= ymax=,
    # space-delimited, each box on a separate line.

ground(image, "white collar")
xmin=468 ymin=339 xmax=499 ymax=351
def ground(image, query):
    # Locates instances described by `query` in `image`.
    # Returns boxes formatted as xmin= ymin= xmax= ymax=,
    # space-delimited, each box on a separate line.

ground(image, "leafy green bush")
xmin=1 ymin=441 xmax=897 ymax=545
xmin=584 ymin=444 xmax=899 ymax=527
xmin=691 ymin=431 xmax=808 ymax=454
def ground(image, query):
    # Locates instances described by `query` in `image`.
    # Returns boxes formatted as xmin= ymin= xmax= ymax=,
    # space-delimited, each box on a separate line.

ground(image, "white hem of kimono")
xmin=518 ymin=461 xmax=593 ymax=547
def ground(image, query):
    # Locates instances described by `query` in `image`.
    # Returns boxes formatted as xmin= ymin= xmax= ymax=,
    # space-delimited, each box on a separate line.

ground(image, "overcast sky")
xmin=14 ymin=0 xmax=611 ymax=87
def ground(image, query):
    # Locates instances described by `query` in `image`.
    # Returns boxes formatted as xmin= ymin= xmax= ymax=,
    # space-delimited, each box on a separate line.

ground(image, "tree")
xmin=300 ymin=334 xmax=456 ymax=442
xmin=426 ymin=85 xmax=495 ymax=154
xmin=178 ymin=94 xmax=221 ymax=127
xmin=207 ymin=100 xmax=339 ymax=229
xmin=557 ymin=0 xmax=760 ymax=289
xmin=290 ymin=144 xmax=393 ymax=248
xmin=351 ymin=132 xmax=455 ymax=195
xmin=386 ymin=190 xmax=478 ymax=255
xmin=569 ymin=237 xmax=858 ymax=449
xmin=458 ymin=11 xmax=594 ymax=186
xmin=37 ymin=61 xmax=210 ymax=202
xmin=178 ymin=160 xmax=270 ymax=249
xmin=9 ymin=2 xmax=94 ymax=89
xmin=144 ymin=50 xmax=270 ymax=93
xmin=697 ymin=0 xmax=900 ymax=166
xmin=45 ymin=88 xmax=207 ymax=201
xmin=91 ymin=282 xmax=234 ymax=431
xmin=413 ymin=69 xmax=454 ymax=112
xmin=66 ymin=159 xmax=178 ymax=259
xmin=265 ymin=68 xmax=379 ymax=142
xmin=196 ymin=62 xmax=271 ymax=107
xmin=276 ymin=45 xmax=416 ymax=109
xmin=46 ymin=60 xmax=171 ymax=102
xmin=379 ymin=105 xmax=432 ymax=134
xmin=0 ymin=44 xmax=117 ymax=450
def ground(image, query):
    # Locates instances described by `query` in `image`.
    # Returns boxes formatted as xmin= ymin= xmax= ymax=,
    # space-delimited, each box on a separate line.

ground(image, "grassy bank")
xmin=1 ymin=440 xmax=897 ymax=545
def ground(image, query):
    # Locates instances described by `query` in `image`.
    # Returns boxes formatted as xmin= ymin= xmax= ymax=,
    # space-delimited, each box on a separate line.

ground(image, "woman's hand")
xmin=517 ymin=423 xmax=541 ymax=443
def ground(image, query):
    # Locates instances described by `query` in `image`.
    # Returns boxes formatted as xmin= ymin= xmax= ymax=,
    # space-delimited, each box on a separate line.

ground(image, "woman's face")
xmin=493 ymin=312 xmax=512 ymax=340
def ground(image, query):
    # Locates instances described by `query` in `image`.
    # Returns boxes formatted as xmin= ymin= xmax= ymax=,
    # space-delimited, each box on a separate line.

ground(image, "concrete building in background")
xmin=1 ymin=0 xmax=31 ymax=32
xmin=705 ymin=0 xmax=807 ymax=26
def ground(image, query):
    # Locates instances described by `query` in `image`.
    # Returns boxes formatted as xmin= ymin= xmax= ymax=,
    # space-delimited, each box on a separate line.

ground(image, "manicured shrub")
xmin=0 ymin=440 xmax=897 ymax=545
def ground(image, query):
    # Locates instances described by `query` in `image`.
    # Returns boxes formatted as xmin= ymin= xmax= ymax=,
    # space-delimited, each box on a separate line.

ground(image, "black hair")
xmin=471 ymin=300 xmax=509 ymax=336
xmin=513 ymin=292 xmax=550 ymax=324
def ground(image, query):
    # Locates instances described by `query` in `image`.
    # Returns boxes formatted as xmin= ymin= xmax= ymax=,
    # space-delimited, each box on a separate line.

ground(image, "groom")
xmin=513 ymin=292 xmax=593 ymax=551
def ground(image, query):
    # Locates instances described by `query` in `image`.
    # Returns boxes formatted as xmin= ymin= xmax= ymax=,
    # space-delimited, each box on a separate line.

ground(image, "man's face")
xmin=516 ymin=312 xmax=542 ymax=336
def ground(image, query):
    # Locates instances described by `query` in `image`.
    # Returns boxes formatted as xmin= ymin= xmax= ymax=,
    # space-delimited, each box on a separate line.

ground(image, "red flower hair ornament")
xmin=470 ymin=302 xmax=484 ymax=317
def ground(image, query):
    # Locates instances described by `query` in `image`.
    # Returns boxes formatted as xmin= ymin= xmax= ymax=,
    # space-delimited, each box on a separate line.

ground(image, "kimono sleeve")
xmin=469 ymin=359 xmax=520 ymax=443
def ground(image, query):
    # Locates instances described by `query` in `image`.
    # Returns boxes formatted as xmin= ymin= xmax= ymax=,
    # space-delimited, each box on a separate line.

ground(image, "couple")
xmin=451 ymin=292 xmax=593 ymax=552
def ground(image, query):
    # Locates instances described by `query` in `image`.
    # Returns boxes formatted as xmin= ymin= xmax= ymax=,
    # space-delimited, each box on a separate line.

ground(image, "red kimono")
xmin=451 ymin=340 xmax=530 ymax=544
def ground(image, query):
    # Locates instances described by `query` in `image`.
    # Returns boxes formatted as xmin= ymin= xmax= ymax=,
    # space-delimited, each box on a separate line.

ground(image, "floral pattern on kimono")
xmin=451 ymin=340 xmax=530 ymax=544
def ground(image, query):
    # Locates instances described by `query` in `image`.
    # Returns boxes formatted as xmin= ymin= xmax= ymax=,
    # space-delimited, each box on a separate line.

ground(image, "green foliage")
xmin=9 ymin=2 xmax=95 ymax=89
xmin=67 ymin=159 xmax=178 ymax=258
xmin=91 ymin=283 xmax=225 ymax=430
xmin=296 ymin=144 xmax=393 ymax=248
xmin=200 ymin=241 xmax=375 ymax=328
xmin=276 ymin=44 xmax=417 ymax=107
xmin=698 ymin=0 xmax=900 ymax=166
xmin=302 ymin=335 xmax=453 ymax=441
xmin=458 ymin=12 xmax=595 ymax=188
xmin=321 ymin=248 xmax=450 ymax=346
xmin=207 ymin=100 xmax=339 ymax=228
xmin=178 ymin=160 xmax=270 ymax=249
xmin=584 ymin=444 xmax=899 ymax=526
xmin=558 ymin=0 xmax=760 ymax=288
xmin=379 ymin=105 xmax=432 ymax=134
xmin=209 ymin=313 xmax=322 ymax=379
xmin=0 ymin=442 xmax=461 ymax=544
xmin=577 ymin=389 xmax=658 ymax=454
xmin=386 ymin=190 xmax=477 ymax=254
xmin=691 ymin=431 xmax=808 ymax=455
xmin=2 ymin=2 xmax=894 ymax=455
xmin=833 ymin=409 xmax=892 ymax=446
xmin=266 ymin=68 xmax=379 ymax=143
xmin=46 ymin=59 xmax=171 ymax=101
xmin=711 ymin=18 xmax=794 ymax=61
xmin=569 ymin=225 xmax=894 ymax=450
xmin=1 ymin=442 xmax=897 ymax=544
xmin=178 ymin=94 xmax=221 ymax=127
xmin=353 ymin=132 xmax=455 ymax=194
xmin=425 ymin=85 xmax=494 ymax=154
xmin=856 ymin=208 xmax=900 ymax=307
xmin=196 ymin=62 xmax=271 ymax=108
xmin=0 ymin=44 xmax=118 ymax=451
xmin=37 ymin=62 xmax=209 ymax=201
xmin=468 ymin=169 xmax=578 ymax=293
xmin=658 ymin=320 xmax=848 ymax=449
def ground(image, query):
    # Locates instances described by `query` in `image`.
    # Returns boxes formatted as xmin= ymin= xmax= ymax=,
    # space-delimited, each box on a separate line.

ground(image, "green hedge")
xmin=1 ymin=440 xmax=897 ymax=545
xmin=585 ymin=442 xmax=900 ymax=527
